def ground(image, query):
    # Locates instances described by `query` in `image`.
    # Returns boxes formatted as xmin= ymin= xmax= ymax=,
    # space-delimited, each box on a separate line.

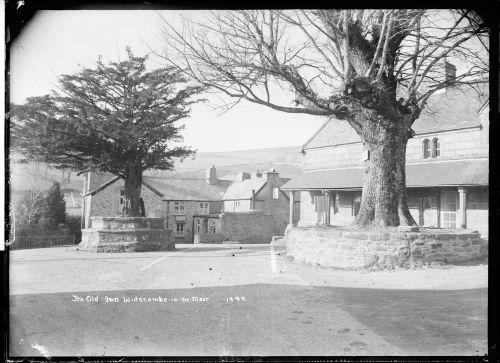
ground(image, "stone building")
xmin=282 ymin=84 xmax=489 ymax=238
xmin=81 ymin=166 xmax=296 ymax=243
xmin=193 ymin=169 xmax=299 ymax=243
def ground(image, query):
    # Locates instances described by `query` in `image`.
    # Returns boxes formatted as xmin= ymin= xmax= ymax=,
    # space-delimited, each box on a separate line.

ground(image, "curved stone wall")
xmin=80 ymin=217 xmax=174 ymax=252
xmin=285 ymin=226 xmax=488 ymax=269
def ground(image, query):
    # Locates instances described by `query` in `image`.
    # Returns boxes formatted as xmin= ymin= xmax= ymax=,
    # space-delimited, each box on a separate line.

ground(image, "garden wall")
xmin=285 ymin=226 xmax=488 ymax=269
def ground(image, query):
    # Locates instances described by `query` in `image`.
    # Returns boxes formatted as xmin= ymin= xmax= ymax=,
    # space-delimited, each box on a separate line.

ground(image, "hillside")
xmin=147 ymin=146 xmax=303 ymax=179
xmin=9 ymin=145 xmax=303 ymax=193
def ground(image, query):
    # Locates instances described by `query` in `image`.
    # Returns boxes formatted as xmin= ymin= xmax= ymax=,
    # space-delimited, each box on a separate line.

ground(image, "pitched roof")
xmin=303 ymin=85 xmax=488 ymax=150
xmin=222 ymin=178 xmax=267 ymax=200
xmin=143 ymin=176 xmax=231 ymax=201
xmin=281 ymin=158 xmax=488 ymax=190
xmin=412 ymin=87 xmax=488 ymax=135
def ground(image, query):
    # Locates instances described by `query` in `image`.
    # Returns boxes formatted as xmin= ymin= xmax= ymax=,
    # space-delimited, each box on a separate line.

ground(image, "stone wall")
xmin=285 ymin=226 xmax=488 ymax=270
xmin=406 ymin=128 xmax=487 ymax=162
xmin=196 ymin=231 xmax=227 ymax=244
xmin=80 ymin=217 xmax=174 ymax=252
xmin=221 ymin=211 xmax=274 ymax=243
xmin=303 ymin=127 xmax=488 ymax=172
xmin=466 ymin=187 xmax=489 ymax=238
xmin=166 ymin=201 xmax=197 ymax=243
xmin=303 ymin=143 xmax=364 ymax=171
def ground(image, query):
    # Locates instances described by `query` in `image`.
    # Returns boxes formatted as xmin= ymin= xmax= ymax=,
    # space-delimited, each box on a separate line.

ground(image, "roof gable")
xmin=302 ymin=85 xmax=488 ymax=150
xmin=144 ymin=177 xmax=231 ymax=201
xmin=222 ymin=178 xmax=267 ymax=200
xmin=303 ymin=119 xmax=359 ymax=150
xmin=412 ymin=87 xmax=487 ymax=135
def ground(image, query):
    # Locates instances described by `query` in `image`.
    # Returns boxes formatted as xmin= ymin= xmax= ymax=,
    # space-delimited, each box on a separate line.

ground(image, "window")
xmin=174 ymin=202 xmax=185 ymax=214
xmin=272 ymin=187 xmax=280 ymax=199
xmin=432 ymin=138 xmax=440 ymax=158
xmin=209 ymin=220 xmax=217 ymax=234
xmin=176 ymin=223 xmax=185 ymax=236
xmin=120 ymin=189 xmax=125 ymax=205
xmin=198 ymin=202 xmax=209 ymax=214
xmin=195 ymin=219 xmax=202 ymax=234
xmin=422 ymin=139 xmax=430 ymax=159
xmin=235 ymin=201 xmax=240 ymax=212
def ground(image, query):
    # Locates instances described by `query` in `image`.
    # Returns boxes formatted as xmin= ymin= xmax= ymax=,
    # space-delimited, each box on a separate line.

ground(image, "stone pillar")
xmin=323 ymin=191 xmax=330 ymax=226
xmin=458 ymin=187 xmax=467 ymax=229
xmin=289 ymin=190 xmax=295 ymax=226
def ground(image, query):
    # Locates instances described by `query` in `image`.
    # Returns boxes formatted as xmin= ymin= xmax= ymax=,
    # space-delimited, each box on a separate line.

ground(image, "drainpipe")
xmin=80 ymin=173 xmax=87 ymax=229
xmin=165 ymin=201 xmax=169 ymax=229
xmin=289 ymin=190 xmax=295 ymax=227
xmin=251 ymin=189 xmax=256 ymax=210
xmin=458 ymin=187 xmax=467 ymax=229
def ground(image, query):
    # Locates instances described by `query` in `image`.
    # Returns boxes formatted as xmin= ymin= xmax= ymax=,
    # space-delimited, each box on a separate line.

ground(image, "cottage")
xmin=81 ymin=166 xmax=296 ymax=243
xmin=193 ymin=169 xmax=299 ymax=243
xmin=282 ymin=85 xmax=489 ymax=238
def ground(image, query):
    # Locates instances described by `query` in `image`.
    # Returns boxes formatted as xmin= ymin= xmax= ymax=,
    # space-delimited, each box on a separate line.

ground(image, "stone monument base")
xmin=285 ymin=225 xmax=488 ymax=270
xmin=79 ymin=217 xmax=174 ymax=252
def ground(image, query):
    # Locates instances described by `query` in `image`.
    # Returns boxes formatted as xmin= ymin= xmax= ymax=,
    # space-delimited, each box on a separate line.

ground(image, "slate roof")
xmin=303 ymin=85 xmax=488 ymax=150
xmin=281 ymin=158 xmax=488 ymax=190
xmin=143 ymin=176 xmax=232 ymax=201
xmin=412 ymin=87 xmax=488 ymax=135
xmin=222 ymin=178 xmax=268 ymax=200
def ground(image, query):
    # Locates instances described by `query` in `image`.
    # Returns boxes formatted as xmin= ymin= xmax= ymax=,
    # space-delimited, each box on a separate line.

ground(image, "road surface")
xmin=9 ymin=244 xmax=487 ymax=357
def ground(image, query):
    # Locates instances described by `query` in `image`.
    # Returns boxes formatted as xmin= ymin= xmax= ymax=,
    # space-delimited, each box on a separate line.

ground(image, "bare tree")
xmin=158 ymin=9 xmax=488 ymax=226
xmin=15 ymin=189 xmax=46 ymax=225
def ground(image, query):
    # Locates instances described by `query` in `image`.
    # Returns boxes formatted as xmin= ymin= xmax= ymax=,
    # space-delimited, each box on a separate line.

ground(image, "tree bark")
xmin=122 ymin=165 xmax=143 ymax=217
xmin=352 ymin=112 xmax=417 ymax=227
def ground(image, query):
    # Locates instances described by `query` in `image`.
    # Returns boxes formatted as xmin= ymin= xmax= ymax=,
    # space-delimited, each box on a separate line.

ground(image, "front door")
xmin=193 ymin=218 xmax=202 ymax=244
xmin=314 ymin=195 xmax=328 ymax=225
xmin=418 ymin=197 xmax=432 ymax=226
xmin=441 ymin=191 xmax=458 ymax=228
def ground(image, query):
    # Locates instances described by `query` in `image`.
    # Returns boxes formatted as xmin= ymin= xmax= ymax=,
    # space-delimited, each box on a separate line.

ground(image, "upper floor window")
xmin=198 ymin=202 xmax=209 ymax=214
xmin=120 ymin=189 xmax=125 ymax=205
xmin=235 ymin=201 xmax=240 ymax=212
xmin=423 ymin=138 xmax=441 ymax=159
xmin=174 ymin=201 xmax=185 ymax=214
xmin=422 ymin=139 xmax=431 ymax=159
xmin=272 ymin=187 xmax=280 ymax=199
xmin=432 ymin=138 xmax=440 ymax=158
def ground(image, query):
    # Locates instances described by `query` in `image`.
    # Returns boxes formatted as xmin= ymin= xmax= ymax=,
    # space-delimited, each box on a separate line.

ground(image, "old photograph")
xmin=7 ymin=7 xmax=490 ymax=358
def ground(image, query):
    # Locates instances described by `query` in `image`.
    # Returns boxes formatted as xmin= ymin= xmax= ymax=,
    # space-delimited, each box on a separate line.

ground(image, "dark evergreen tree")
xmin=43 ymin=182 xmax=66 ymax=229
xmin=11 ymin=48 xmax=204 ymax=216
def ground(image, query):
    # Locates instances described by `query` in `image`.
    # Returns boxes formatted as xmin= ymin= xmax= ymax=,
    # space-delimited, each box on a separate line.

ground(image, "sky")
xmin=9 ymin=10 xmax=325 ymax=152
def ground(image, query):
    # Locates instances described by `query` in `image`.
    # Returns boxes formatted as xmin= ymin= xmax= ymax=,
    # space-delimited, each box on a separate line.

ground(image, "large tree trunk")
xmin=122 ymin=165 xmax=143 ymax=217
xmin=353 ymin=112 xmax=417 ymax=227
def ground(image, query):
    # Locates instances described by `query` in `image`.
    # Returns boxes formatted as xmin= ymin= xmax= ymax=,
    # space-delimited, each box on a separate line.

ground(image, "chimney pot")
xmin=206 ymin=165 xmax=217 ymax=185
xmin=443 ymin=61 xmax=456 ymax=83
xmin=237 ymin=172 xmax=251 ymax=181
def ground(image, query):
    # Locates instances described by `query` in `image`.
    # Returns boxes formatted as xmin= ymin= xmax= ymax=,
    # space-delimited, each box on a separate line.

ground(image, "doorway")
xmin=440 ymin=191 xmax=458 ymax=228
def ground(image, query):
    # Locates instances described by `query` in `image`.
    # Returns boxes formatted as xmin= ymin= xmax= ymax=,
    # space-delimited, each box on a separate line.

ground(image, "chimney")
xmin=251 ymin=169 xmax=263 ymax=179
xmin=206 ymin=165 xmax=217 ymax=185
xmin=263 ymin=168 xmax=279 ymax=187
xmin=443 ymin=60 xmax=456 ymax=84
xmin=236 ymin=172 xmax=251 ymax=181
